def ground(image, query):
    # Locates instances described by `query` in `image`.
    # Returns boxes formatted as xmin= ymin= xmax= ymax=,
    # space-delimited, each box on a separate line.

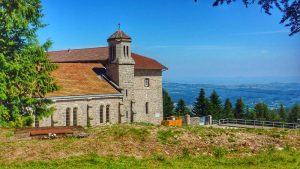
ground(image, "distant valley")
xmin=163 ymin=82 xmax=300 ymax=108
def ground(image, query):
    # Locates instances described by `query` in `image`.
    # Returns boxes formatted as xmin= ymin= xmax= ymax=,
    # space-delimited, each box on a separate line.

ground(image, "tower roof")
xmin=107 ymin=30 xmax=131 ymax=42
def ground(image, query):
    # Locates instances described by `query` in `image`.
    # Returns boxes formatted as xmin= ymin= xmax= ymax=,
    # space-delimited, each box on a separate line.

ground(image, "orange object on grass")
xmin=161 ymin=116 xmax=182 ymax=127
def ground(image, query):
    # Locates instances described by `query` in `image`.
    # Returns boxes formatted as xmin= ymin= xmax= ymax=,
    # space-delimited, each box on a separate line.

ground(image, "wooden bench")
xmin=30 ymin=128 xmax=73 ymax=136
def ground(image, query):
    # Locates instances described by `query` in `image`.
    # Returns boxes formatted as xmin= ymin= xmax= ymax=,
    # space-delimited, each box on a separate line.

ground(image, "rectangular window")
xmin=145 ymin=102 xmax=149 ymax=114
xmin=144 ymin=78 xmax=150 ymax=87
xmin=100 ymin=106 xmax=104 ymax=123
xmin=106 ymin=105 xmax=110 ymax=123
xmin=35 ymin=115 xmax=39 ymax=128
xmin=73 ymin=108 xmax=78 ymax=126
xmin=66 ymin=108 xmax=70 ymax=126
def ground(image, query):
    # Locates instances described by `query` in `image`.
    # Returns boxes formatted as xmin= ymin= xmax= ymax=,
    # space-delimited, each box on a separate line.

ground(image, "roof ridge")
xmin=49 ymin=46 xmax=108 ymax=53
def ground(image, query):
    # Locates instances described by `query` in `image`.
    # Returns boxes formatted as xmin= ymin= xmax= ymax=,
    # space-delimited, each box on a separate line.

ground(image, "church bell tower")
xmin=106 ymin=27 xmax=135 ymax=123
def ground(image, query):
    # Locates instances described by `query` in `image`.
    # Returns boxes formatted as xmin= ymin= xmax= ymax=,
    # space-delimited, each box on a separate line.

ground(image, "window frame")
xmin=100 ymin=105 xmax=104 ymax=123
xmin=73 ymin=107 xmax=78 ymax=126
xmin=145 ymin=102 xmax=149 ymax=114
xmin=106 ymin=105 xmax=110 ymax=123
xmin=144 ymin=78 xmax=150 ymax=87
xmin=66 ymin=107 xmax=71 ymax=126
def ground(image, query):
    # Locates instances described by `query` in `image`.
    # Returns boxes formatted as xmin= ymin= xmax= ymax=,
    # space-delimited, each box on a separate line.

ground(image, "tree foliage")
xmin=235 ymin=98 xmax=245 ymax=118
xmin=223 ymin=98 xmax=234 ymax=118
xmin=209 ymin=90 xmax=223 ymax=119
xmin=163 ymin=89 xmax=174 ymax=118
xmin=0 ymin=0 xmax=58 ymax=127
xmin=195 ymin=0 xmax=300 ymax=36
xmin=288 ymin=103 xmax=300 ymax=123
xmin=175 ymin=99 xmax=189 ymax=116
xmin=192 ymin=88 xmax=208 ymax=117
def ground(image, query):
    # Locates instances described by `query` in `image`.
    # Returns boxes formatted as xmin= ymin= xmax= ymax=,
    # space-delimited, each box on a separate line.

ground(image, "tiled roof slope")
xmin=48 ymin=47 xmax=166 ymax=70
xmin=107 ymin=30 xmax=131 ymax=41
xmin=46 ymin=63 xmax=120 ymax=97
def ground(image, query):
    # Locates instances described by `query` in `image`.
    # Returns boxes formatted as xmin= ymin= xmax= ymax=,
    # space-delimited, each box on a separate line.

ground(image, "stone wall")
xmin=133 ymin=69 xmax=163 ymax=124
xmin=39 ymin=97 xmax=122 ymax=127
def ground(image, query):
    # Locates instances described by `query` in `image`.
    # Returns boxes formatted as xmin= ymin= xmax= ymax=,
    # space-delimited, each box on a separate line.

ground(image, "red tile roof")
xmin=107 ymin=30 xmax=131 ymax=41
xmin=46 ymin=63 xmax=120 ymax=97
xmin=48 ymin=47 xmax=166 ymax=70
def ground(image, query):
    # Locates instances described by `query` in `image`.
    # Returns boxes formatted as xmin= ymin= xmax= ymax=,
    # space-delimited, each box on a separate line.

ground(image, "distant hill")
xmin=163 ymin=82 xmax=300 ymax=108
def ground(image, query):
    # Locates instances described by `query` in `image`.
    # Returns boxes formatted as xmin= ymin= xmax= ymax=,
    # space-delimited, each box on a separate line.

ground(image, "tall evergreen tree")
xmin=0 ymin=0 xmax=58 ymax=127
xmin=209 ymin=90 xmax=222 ymax=119
xmin=175 ymin=99 xmax=189 ymax=116
xmin=223 ymin=98 xmax=234 ymax=118
xmin=288 ymin=103 xmax=300 ymax=123
xmin=254 ymin=102 xmax=269 ymax=120
xmin=192 ymin=88 xmax=207 ymax=117
xmin=163 ymin=89 xmax=174 ymax=118
xmin=278 ymin=104 xmax=287 ymax=122
xmin=234 ymin=98 xmax=245 ymax=119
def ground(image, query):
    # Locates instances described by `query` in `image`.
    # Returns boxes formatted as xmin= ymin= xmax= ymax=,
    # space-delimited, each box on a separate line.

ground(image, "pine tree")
xmin=234 ymin=98 xmax=245 ymax=119
xmin=223 ymin=98 xmax=234 ymax=118
xmin=254 ymin=102 xmax=269 ymax=120
xmin=0 ymin=0 xmax=58 ymax=127
xmin=209 ymin=90 xmax=222 ymax=119
xmin=163 ymin=89 xmax=174 ymax=118
xmin=278 ymin=104 xmax=287 ymax=122
xmin=192 ymin=88 xmax=207 ymax=117
xmin=288 ymin=103 xmax=300 ymax=123
xmin=175 ymin=99 xmax=189 ymax=116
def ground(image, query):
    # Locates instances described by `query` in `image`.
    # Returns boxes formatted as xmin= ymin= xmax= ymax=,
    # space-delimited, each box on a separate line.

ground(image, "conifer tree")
xmin=223 ymin=98 xmax=234 ymax=118
xmin=192 ymin=88 xmax=207 ymax=117
xmin=175 ymin=99 xmax=189 ymax=116
xmin=254 ymin=102 xmax=269 ymax=120
xmin=288 ymin=103 xmax=300 ymax=123
xmin=209 ymin=90 xmax=222 ymax=119
xmin=163 ymin=89 xmax=174 ymax=118
xmin=0 ymin=0 xmax=58 ymax=127
xmin=234 ymin=98 xmax=245 ymax=119
xmin=278 ymin=104 xmax=287 ymax=122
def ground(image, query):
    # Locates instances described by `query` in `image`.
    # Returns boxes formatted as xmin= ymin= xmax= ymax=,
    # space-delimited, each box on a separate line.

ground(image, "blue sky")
xmin=38 ymin=0 xmax=300 ymax=84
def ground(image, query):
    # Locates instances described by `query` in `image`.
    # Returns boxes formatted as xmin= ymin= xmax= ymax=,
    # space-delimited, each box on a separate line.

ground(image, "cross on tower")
xmin=118 ymin=23 xmax=121 ymax=30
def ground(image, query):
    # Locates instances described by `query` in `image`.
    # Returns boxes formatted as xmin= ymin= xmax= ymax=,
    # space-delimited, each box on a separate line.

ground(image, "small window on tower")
xmin=144 ymin=78 xmax=150 ymax=87
xmin=126 ymin=46 xmax=129 ymax=56
xmin=123 ymin=46 xmax=126 ymax=57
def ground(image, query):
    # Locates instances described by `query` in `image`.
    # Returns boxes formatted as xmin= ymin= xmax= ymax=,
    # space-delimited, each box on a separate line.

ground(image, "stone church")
xmin=37 ymin=29 xmax=166 ymax=127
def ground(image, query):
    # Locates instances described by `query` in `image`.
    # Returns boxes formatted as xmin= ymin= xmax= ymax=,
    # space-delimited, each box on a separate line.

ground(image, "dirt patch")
xmin=0 ymin=124 xmax=299 ymax=163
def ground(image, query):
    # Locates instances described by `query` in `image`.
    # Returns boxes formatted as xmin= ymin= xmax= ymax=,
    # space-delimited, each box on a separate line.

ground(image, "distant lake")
xmin=163 ymin=82 xmax=300 ymax=108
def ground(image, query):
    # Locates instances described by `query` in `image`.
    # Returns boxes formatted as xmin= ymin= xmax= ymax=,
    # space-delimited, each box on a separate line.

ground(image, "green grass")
xmin=157 ymin=128 xmax=181 ymax=144
xmin=1 ymin=149 xmax=299 ymax=169
xmin=109 ymin=125 xmax=150 ymax=141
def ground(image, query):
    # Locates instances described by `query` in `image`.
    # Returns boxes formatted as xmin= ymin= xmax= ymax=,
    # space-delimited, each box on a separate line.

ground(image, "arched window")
xmin=123 ymin=46 xmax=126 ymax=57
xmin=35 ymin=115 xmax=39 ymax=128
xmin=145 ymin=102 xmax=149 ymax=114
xmin=66 ymin=108 xmax=71 ymax=126
xmin=100 ymin=105 xmax=104 ymax=123
xmin=73 ymin=107 xmax=78 ymax=126
xmin=126 ymin=46 xmax=129 ymax=56
xmin=106 ymin=105 xmax=110 ymax=123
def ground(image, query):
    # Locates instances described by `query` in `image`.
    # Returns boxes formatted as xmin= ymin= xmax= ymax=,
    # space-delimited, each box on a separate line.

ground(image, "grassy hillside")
xmin=0 ymin=124 xmax=299 ymax=168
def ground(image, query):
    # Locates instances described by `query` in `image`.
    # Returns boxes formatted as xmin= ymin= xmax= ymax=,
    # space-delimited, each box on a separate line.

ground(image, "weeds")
xmin=212 ymin=147 xmax=227 ymax=158
xmin=157 ymin=129 xmax=181 ymax=144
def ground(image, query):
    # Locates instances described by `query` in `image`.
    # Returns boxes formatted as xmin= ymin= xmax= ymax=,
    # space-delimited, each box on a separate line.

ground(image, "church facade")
xmin=37 ymin=29 xmax=166 ymax=127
